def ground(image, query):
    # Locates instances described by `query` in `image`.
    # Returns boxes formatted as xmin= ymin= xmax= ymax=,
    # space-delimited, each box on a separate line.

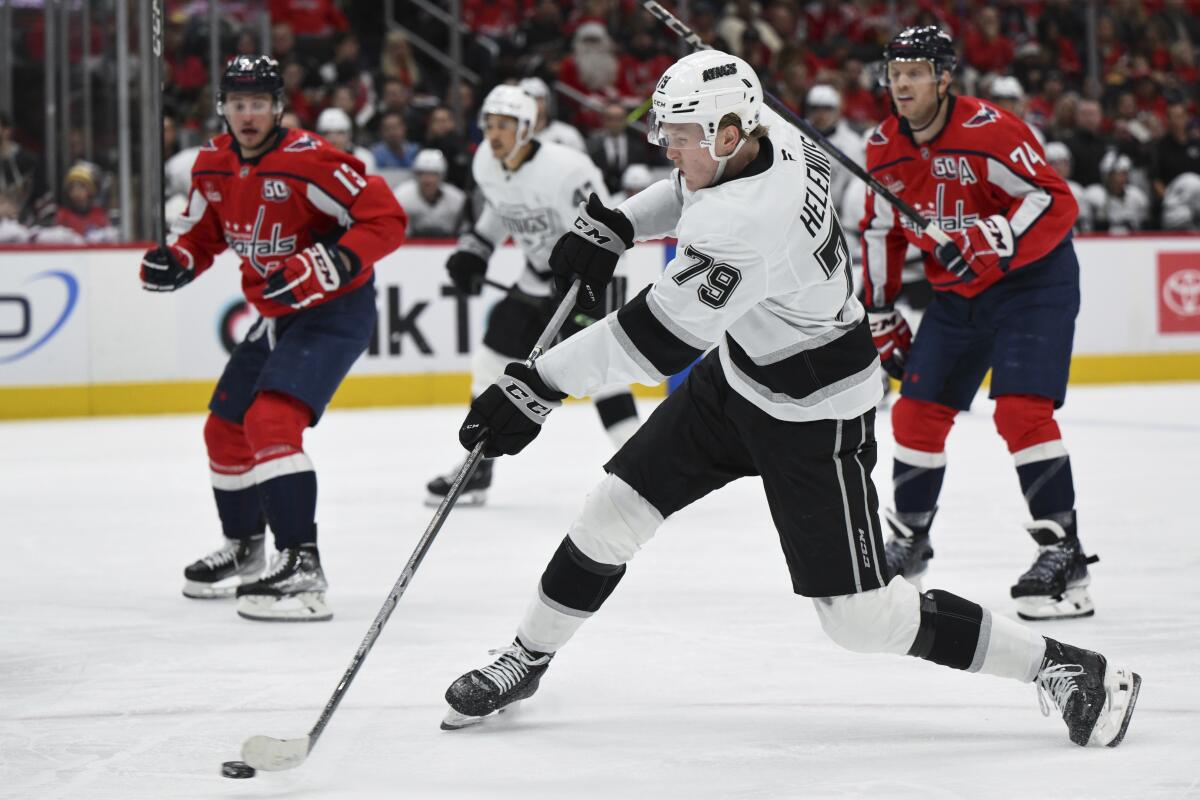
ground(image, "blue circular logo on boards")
xmin=0 ymin=270 xmax=80 ymax=364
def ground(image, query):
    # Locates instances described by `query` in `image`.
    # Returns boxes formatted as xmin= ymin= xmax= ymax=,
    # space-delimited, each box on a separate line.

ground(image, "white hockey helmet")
xmin=479 ymin=84 xmax=538 ymax=149
xmin=646 ymin=50 xmax=761 ymax=183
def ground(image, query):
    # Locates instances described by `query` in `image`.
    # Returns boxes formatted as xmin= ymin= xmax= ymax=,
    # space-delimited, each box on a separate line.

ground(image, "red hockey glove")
xmin=263 ymin=243 xmax=357 ymax=310
xmin=868 ymin=307 xmax=912 ymax=380
xmin=933 ymin=214 xmax=1015 ymax=283
xmin=459 ymin=362 xmax=566 ymax=458
xmin=140 ymin=244 xmax=195 ymax=292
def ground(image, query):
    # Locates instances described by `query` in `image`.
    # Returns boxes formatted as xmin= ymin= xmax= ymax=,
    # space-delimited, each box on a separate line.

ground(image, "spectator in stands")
xmin=520 ymin=77 xmax=587 ymax=152
xmin=1065 ymin=100 xmax=1109 ymax=187
xmin=1157 ymin=0 xmax=1200 ymax=46
xmin=328 ymin=84 xmax=362 ymax=129
xmin=612 ymin=163 xmax=653 ymax=205
xmin=619 ymin=30 xmax=676 ymax=101
xmin=587 ymin=102 xmax=648 ymax=195
xmin=988 ymin=76 xmax=1045 ymax=144
xmin=839 ymin=58 xmax=883 ymax=131
xmin=1045 ymin=141 xmax=1093 ymax=232
xmin=557 ymin=22 xmax=625 ymax=129
xmin=320 ymin=32 xmax=374 ymax=126
xmin=965 ymin=7 xmax=1015 ymax=74
xmin=369 ymin=110 xmax=419 ymax=169
xmin=1085 ymin=151 xmax=1149 ymax=234
xmin=1162 ymin=172 xmax=1200 ymax=230
xmin=271 ymin=22 xmax=300 ymax=66
xmin=280 ymin=110 xmax=303 ymax=130
xmin=0 ymin=192 xmax=32 ymax=244
xmin=804 ymin=84 xmax=864 ymax=216
xmin=281 ymin=60 xmax=317 ymax=127
xmin=1152 ymin=102 xmax=1200 ymax=203
xmin=317 ymin=107 xmax=378 ymax=173
xmin=716 ymin=1 xmax=782 ymax=60
xmin=268 ymin=0 xmax=348 ymax=38
xmin=380 ymin=30 xmax=421 ymax=90
xmin=0 ymin=111 xmax=47 ymax=225
xmin=423 ymin=105 xmax=470 ymax=188
xmin=54 ymin=164 xmax=117 ymax=242
xmin=393 ymin=148 xmax=466 ymax=238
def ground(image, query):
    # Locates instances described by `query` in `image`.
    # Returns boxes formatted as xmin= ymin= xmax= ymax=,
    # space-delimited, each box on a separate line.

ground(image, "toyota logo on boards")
xmin=1158 ymin=254 xmax=1200 ymax=334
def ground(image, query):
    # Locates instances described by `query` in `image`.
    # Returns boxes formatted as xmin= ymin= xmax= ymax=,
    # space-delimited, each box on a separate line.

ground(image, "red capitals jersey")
xmin=860 ymin=95 xmax=1077 ymax=307
xmin=173 ymin=128 xmax=407 ymax=317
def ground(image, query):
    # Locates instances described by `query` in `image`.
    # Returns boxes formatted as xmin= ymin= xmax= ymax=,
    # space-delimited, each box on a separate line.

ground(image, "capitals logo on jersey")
xmin=963 ymin=104 xmax=1001 ymax=128
xmin=224 ymin=205 xmax=298 ymax=276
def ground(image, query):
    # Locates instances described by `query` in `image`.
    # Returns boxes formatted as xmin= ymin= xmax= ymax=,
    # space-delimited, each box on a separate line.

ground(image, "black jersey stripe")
xmin=725 ymin=318 xmax=878 ymax=403
xmin=614 ymin=286 xmax=708 ymax=378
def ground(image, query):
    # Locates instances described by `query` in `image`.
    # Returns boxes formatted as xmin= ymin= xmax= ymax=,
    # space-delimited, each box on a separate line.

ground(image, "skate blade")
xmin=1015 ymin=585 xmax=1095 ymax=621
xmin=236 ymin=592 xmax=332 ymax=622
xmin=1090 ymin=668 xmax=1141 ymax=748
xmin=182 ymin=573 xmax=258 ymax=599
xmin=440 ymin=700 xmax=521 ymax=731
xmin=424 ymin=489 xmax=487 ymax=508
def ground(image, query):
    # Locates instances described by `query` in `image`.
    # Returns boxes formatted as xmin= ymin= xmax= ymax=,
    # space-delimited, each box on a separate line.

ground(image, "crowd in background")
xmin=3 ymin=0 xmax=1200 ymax=244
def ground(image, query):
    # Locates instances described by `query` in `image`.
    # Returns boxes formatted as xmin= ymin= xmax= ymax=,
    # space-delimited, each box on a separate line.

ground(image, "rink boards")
xmin=0 ymin=235 xmax=1198 ymax=418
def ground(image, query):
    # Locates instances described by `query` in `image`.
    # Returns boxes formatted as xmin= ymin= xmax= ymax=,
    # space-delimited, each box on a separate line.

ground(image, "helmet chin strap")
xmin=706 ymin=136 xmax=747 ymax=187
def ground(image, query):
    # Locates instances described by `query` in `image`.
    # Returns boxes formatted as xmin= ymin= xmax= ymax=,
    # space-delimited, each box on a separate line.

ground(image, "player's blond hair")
xmin=718 ymin=112 xmax=770 ymax=142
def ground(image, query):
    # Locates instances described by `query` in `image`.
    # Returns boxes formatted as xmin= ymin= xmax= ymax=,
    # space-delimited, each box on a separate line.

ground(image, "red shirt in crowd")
xmin=267 ymin=0 xmax=348 ymax=37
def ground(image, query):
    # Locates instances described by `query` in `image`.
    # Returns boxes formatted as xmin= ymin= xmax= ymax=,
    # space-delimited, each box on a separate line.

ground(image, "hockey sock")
xmin=892 ymin=448 xmax=945 ymax=527
xmin=244 ymin=392 xmax=318 ymax=549
xmin=906 ymin=590 xmax=1045 ymax=681
xmin=204 ymin=413 xmax=265 ymax=538
xmin=517 ymin=536 xmax=626 ymax=653
xmin=994 ymin=395 xmax=1075 ymax=528
xmin=1015 ymin=446 xmax=1076 ymax=527
xmin=890 ymin=398 xmax=955 ymax=525
xmin=212 ymin=488 xmax=266 ymax=540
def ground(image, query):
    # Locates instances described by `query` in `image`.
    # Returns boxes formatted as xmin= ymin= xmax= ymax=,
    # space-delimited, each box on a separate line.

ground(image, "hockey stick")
xmin=641 ymin=0 xmax=953 ymax=248
xmin=150 ymin=0 xmax=165 ymax=247
xmin=238 ymin=280 xmax=583 ymax=773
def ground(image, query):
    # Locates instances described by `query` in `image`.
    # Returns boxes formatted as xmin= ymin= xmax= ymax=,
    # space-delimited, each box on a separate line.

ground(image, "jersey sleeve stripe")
xmin=868 ymin=156 xmax=915 ymax=174
xmin=981 ymin=158 xmax=1053 ymax=238
xmin=172 ymin=188 xmax=209 ymax=238
xmin=304 ymin=183 xmax=353 ymax=228
xmin=724 ymin=319 xmax=878 ymax=405
xmin=613 ymin=286 xmax=708 ymax=378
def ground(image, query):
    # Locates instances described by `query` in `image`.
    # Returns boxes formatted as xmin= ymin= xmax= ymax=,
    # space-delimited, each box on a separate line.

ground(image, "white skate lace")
xmin=479 ymin=645 xmax=550 ymax=693
xmin=260 ymin=549 xmax=292 ymax=581
xmin=200 ymin=541 xmax=239 ymax=569
xmin=1035 ymin=663 xmax=1084 ymax=717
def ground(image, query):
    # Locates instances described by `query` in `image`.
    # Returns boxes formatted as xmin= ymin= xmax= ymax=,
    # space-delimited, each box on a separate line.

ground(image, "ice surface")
xmin=2 ymin=383 xmax=1198 ymax=799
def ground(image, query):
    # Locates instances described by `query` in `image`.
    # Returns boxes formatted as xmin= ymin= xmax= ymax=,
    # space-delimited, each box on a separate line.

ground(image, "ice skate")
xmin=1035 ymin=638 xmax=1140 ymax=747
xmin=441 ymin=640 xmax=553 ymax=730
xmin=236 ymin=545 xmax=331 ymax=622
xmin=182 ymin=534 xmax=265 ymax=599
xmin=882 ymin=508 xmax=935 ymax=587
xmin=425 ymin=455 xmax=493 ymax=507
xmin=1011 ymin=519 xmax=1098 ymax=620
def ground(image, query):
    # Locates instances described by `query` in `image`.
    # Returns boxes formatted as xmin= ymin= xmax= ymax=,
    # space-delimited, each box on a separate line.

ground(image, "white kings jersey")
xmin=536 ymin=107 xmax=884 ymax=422
xmin=470 ymin=140 xmax=609 ymax=297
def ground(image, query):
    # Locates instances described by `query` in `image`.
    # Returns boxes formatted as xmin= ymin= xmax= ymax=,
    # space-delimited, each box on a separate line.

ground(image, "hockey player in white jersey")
xmin=426 ymin=84 xmax=640 ymax=505
xmin=439 ymin=51 xmax=1140 ymax=748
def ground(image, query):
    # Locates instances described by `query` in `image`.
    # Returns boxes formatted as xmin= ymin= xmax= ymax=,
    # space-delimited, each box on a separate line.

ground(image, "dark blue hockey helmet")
xmin=217 ymin=55 xmax=284 ymax=112
xmin=882 ymin=26 xmax=957 ymax=83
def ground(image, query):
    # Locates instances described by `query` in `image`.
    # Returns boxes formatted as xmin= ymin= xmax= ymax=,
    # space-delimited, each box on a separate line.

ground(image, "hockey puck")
xmin=221 ymin=760 xmax=256 ymax=779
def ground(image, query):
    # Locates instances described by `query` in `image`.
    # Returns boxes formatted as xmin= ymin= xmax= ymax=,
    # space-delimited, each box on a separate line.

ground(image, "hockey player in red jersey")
xmin=861 ymin=27 xmax=1095 ymax=620
xmin=140 ymin=55 xmax=407 ymax=621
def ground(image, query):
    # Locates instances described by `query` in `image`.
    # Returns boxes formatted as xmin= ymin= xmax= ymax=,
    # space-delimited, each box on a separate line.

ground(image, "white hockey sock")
xmin=975 ymin=612 xmax=1047 ymax=683
xmin=517 ymin=587 xmax=591 ymax=654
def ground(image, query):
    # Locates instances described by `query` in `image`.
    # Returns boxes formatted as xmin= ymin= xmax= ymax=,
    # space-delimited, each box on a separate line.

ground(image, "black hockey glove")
xmin=447 ymin=231 xmax=493 ymax=295
xmin=549 ymin=192 xmax=634 ymax=309
xmin=263 ymin=242 xmax=358 ymax=310
xmin=140 ymin=244 xmax=195 ymax=292
xmin=459 ymin=362 xmax=566 ymax=458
